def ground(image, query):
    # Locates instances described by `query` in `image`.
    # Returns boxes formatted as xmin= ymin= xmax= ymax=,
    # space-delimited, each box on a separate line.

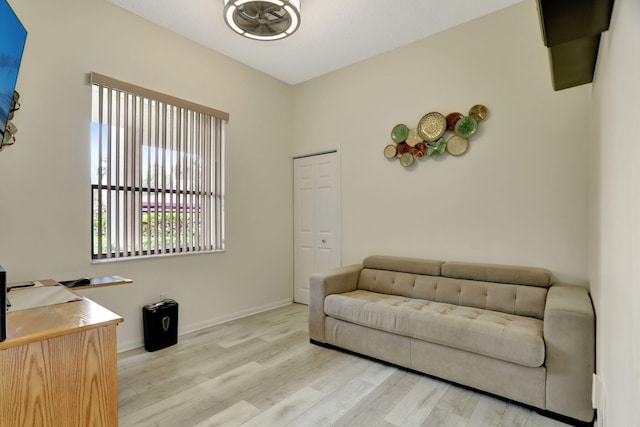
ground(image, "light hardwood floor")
xmin=118 ymin=303 xmax=570 ymax=427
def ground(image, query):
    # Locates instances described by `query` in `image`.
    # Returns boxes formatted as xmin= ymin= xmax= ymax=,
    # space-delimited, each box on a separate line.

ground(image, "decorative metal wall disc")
xmin=397 ymin=142 xmax=411 ymax=156
xmin=445 ymin=112 xmax=463 ymax=131
xmin=400 ymin=152 xmax=414 ymax=167
xmin=413 ymin=142 xmax=427 ymax=158
xmin=454 ymin=117 xmax=478 ymax=138
xmin=469 ymin=104 xmax=487 ymax=121
xmin=384 ymin=144 xmax=398 ymax=159
xmin=391 ymin=124 xmax=409 ymax=143
xmin=405 ymin=128 xmax=423 ymax=147
xmin=426 ymin=138 xmax=446 ymax=156
xmin=446 ymin=135 xmax=469 ymax=156
xmin=417 ymin=112 xmax=446 ymax=142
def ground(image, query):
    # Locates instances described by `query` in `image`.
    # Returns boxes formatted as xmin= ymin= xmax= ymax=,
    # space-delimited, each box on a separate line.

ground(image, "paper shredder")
xmin=142 ymin=299 xmax=178 ymax=352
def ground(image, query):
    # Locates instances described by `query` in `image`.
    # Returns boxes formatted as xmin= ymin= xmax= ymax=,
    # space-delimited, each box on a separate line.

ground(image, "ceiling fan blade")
xmin=240 ymin=21 xmax=262 ymax=32
xmin=240 ymin=2 xmax=260 ymax=18
xmin=264 ymin=11 xmax=286 ymax=24
xmin=262 ymin=24 xmax=281 ymax=36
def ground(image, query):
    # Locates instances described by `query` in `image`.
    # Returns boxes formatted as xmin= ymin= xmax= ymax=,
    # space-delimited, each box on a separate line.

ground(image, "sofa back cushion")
xmin=441 ymin=261 xmax=552 ymax=288
xmin=363 ymin=255 xmax=443 ymax=276
xmin=357 ymin=257 xmax=552 ymax=319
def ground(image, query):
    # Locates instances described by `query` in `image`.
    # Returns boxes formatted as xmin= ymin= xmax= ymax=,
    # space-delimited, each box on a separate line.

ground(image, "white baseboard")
xmin=117 ymin=298 xmax=294 ymax=353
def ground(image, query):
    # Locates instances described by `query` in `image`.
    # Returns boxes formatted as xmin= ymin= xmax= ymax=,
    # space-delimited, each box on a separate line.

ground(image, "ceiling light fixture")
xmin=223 ymin=0 xmax=300 ymax=41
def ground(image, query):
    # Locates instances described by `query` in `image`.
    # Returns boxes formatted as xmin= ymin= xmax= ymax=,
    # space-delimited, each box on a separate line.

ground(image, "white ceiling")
xmin=106 ymin=0 xmax=523 ymax=85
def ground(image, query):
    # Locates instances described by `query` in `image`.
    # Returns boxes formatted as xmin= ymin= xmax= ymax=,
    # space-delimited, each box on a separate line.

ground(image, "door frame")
xmin=292 ymin=147 xmax=342 ymax=304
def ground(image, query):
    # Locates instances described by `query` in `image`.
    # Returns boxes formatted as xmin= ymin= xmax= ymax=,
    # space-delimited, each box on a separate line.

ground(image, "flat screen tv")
xmin=0 ymin=0 xmax=27 ymax=143
xmin=0 ymin=265 xmax=6 ymax=342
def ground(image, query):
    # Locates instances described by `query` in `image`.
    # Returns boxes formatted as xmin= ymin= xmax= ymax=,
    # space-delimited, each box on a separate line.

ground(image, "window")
xmin=90 ymin=73 xmax=228 ymax=260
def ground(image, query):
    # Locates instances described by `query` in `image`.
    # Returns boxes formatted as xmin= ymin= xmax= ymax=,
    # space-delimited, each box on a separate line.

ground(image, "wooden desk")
xmin=0 ymin=296 xmax=123 ymax=426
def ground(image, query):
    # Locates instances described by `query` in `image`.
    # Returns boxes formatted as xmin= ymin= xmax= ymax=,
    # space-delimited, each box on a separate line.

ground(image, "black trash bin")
xmin=143 ymin=299 xmax=178 ymax=352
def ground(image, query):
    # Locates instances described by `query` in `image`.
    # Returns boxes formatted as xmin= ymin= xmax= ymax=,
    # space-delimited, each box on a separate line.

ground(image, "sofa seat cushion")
xmin=324 ymin=290 xmax=545 ymax=368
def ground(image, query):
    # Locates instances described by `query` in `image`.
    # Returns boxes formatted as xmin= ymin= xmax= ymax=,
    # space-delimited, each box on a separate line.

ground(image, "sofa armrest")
xmin=308 ymin=264 xmax=362 ymax=343
xmin=544 ymin=284 xmax=595 ymax=422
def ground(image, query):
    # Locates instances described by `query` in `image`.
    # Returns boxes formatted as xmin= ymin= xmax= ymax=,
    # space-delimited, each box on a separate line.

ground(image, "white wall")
xmin=1 ymin=0 xmax=294 ymax=350
xmin=589 ymin=0 xmax=640 ymax=424
xmin=292 ymin=0 xmax=590 ymax=285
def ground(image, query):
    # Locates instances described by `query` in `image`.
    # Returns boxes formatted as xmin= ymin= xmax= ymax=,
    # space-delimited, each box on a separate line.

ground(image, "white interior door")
xmin=293 ymin=152 xmax=340 ymax=304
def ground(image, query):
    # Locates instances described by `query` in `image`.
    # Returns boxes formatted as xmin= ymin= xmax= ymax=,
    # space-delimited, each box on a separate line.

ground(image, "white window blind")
xmin=90 ymin=72 xmax=228 ymax=260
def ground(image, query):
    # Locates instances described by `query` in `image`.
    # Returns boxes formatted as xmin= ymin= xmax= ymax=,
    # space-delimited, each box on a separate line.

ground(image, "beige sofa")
xmin=309 ymin=255 xmax=595 ymax=424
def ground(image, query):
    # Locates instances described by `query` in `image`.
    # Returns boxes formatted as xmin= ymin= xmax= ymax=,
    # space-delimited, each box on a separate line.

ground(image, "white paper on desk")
xmin=7 ymin=285 xmax=83 ymax=312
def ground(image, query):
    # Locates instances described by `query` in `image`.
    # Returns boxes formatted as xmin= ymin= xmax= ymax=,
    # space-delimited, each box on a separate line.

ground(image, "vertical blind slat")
xmin=131 ymin=94 xmax=138 ymax=257
xmin=153 ymin=101 xmax=159 ymax=255
xmin=216 ymin=119 xmax=222 ymax=248
xmin=176 ymin=108 xmax=182 ymax=252
xmin=169 ymin=105 xmax=175 ymax=253
xmin=204 ymin=116 xmax=211 ymax=251
xmin=182 ymin=109 xmax=188 ymax=253
xmin=197 ymin=113 xmax=203 ymax=252
xmin=161 ymin=103 xmax=167 ymax=254
xmin=123 ymin=93 xmax=129 ymax=257
xmin=106 ymin=88 xmax=113 ymax=259
xmin=96 ymin=87 xmax=104 ymax=259
xmin=191 ymin=111 xmax=197 ymax=251
xmin=137 ymin=95 xmax=144 ymax=257
xmin=115 ymin=90 xmax=121 ymax=258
